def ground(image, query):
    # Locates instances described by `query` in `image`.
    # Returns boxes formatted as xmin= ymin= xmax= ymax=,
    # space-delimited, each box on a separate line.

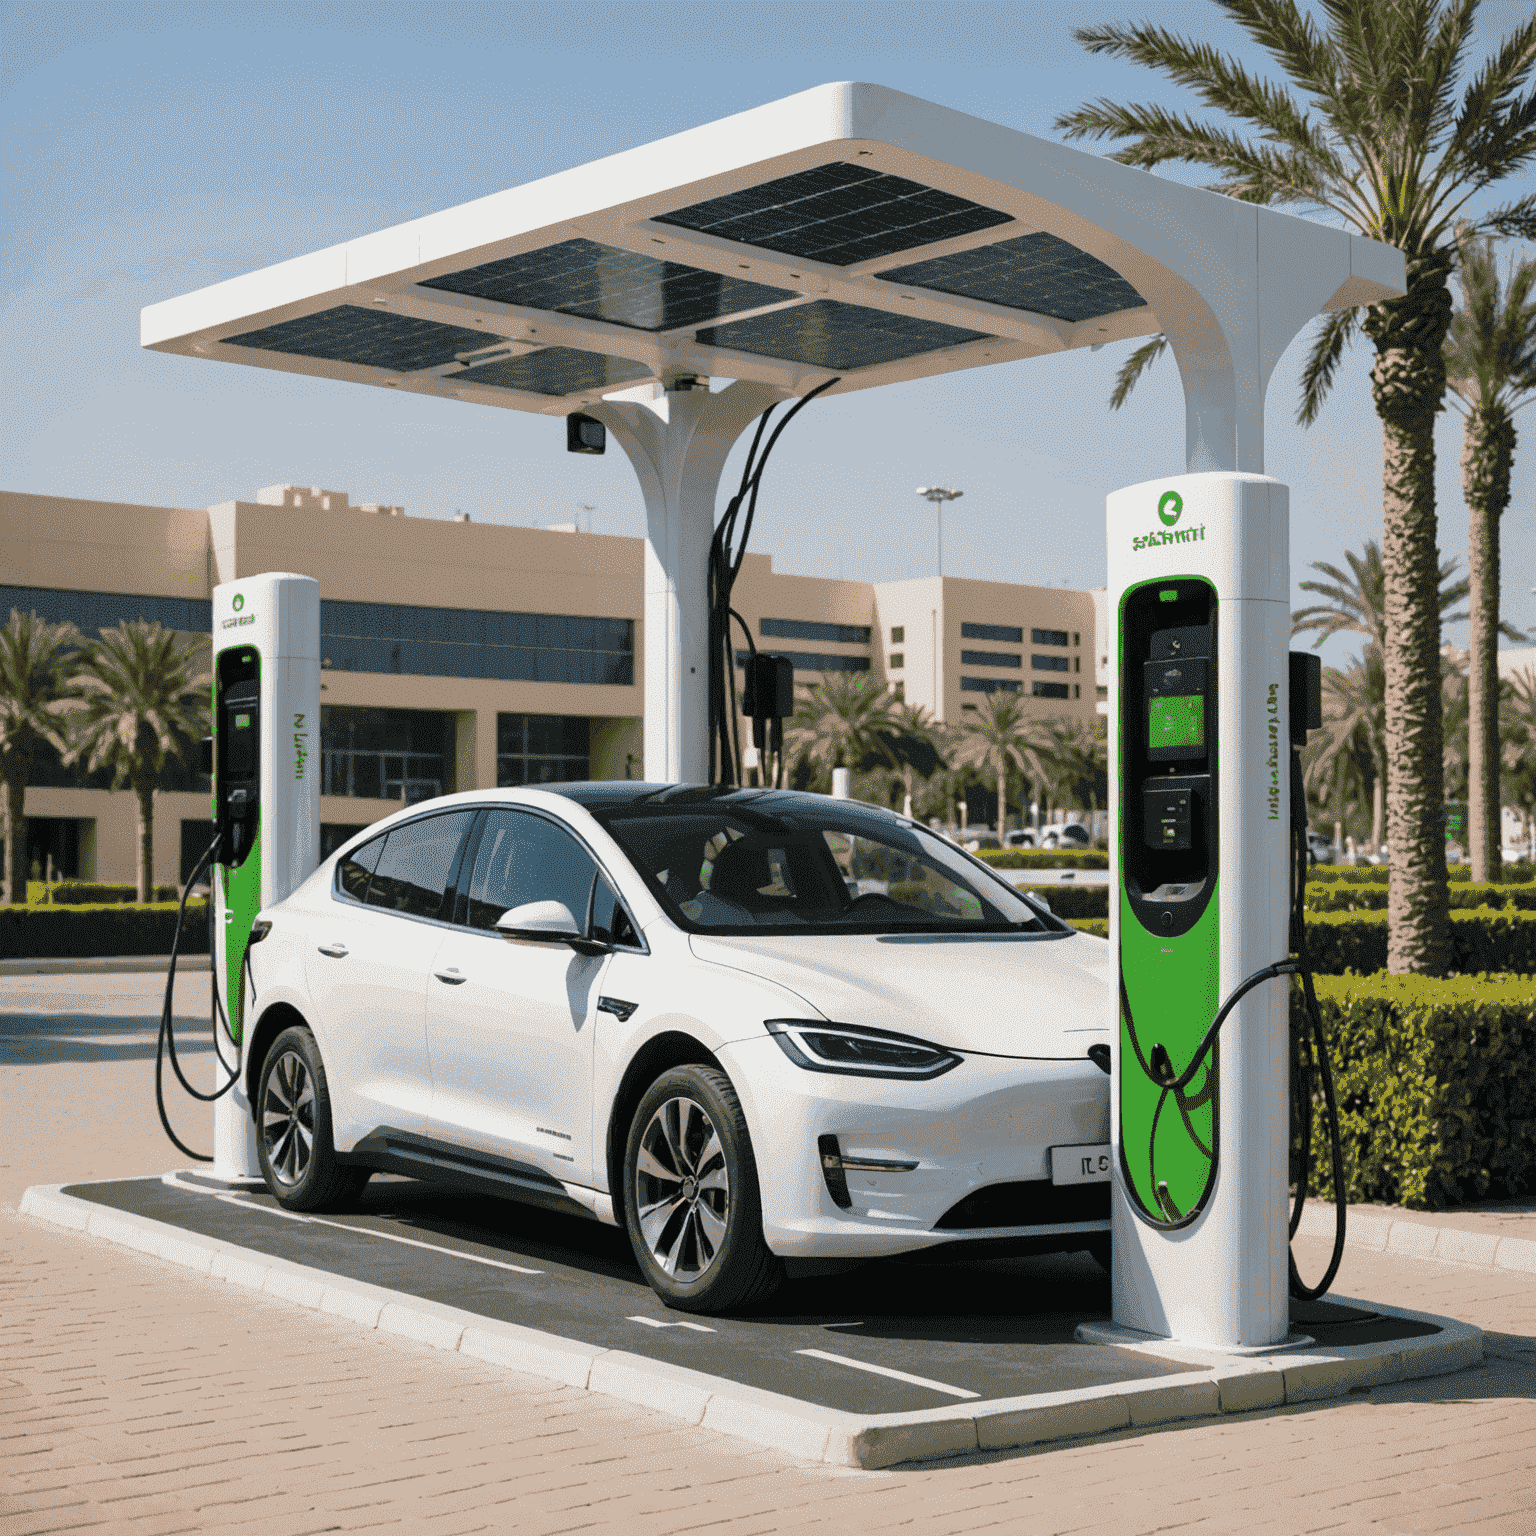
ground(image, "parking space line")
xmin=795 ymin=1348 xmax=980 ymax=1399
xmin=627 ymin=1315 xmax=715 ymax=1332
xmin=211 ymin=1191 xmax=545 ymax=1274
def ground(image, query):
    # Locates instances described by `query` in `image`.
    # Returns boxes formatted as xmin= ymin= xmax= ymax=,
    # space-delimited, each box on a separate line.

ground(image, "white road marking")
xmin=188 ymin=1186 xmax=544 ymax=1274
xmin=627 ymin=1315 xmax=715 ymax=1332
xmin=795 ymin=1348 xmax=980 ymax=1399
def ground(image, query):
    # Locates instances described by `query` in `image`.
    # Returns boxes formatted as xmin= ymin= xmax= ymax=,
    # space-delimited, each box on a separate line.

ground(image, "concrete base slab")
xmin=1074 ymin=1319 xmax=1318 ymax=1354
xmin=20 ymin=1177 xmax=1484 ymax=1470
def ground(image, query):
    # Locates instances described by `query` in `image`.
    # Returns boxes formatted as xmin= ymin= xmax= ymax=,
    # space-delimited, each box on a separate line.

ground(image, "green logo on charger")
xmin=1158 ymin=491 xmax=1183 ymax=526
xmin=232 ymin=594 xmax=244 ymax=611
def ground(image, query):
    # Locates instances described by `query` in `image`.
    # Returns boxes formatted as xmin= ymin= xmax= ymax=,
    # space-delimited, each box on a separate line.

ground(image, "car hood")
xmin=690 ymin=930 xmax=1111 ymax=1060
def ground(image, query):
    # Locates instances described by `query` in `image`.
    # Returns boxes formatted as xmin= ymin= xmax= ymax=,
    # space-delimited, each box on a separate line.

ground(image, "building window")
xmin=1032 ymin=654 xmax=1070 ymax=672
xmin=960 ymin=649 xmax=1021 ymax=669
xmin=889 ymin=653 xmax=904 ymax=669
xmin=892 ymin=682 xmax=905 ymax=701
xmin=761 ymin=617 xmax=872 ymax=644
xmin=321 ymin=706 xmax=457 ymax=803
xmin=320 ymin=823 xmax=369 ymax=860
xmin=322 ymin=601 xmax=633 ymax=686
xmin=497 ymin=714 xmax=589 ymax=786
xmin=1032 ymin=627 xmax=1069 ymax=646
xmin=737 ymin=650 xmax=870 ymax=674
xmin=2 ymin=583 xmax=212 ymax=636
xmin=1073 ymin=631 xmax=1080 ymax=646
xmin=1074 ymin=656 xmax=1080 ymax=672
xmin=1032 ymin=681 xmax=1070 ymax=700
xmin=962 ymin=621 xmax=1022 ymax=643
xmin=1074 ymin=684 xmax=1081 ymax=699
xmin=1097 ymin=684 xmax=1109 ymax=700
xmin=890 ymin=625 xmax=905 ymax=644
xmin=961 ymin=676 xmax=1023 ymax=694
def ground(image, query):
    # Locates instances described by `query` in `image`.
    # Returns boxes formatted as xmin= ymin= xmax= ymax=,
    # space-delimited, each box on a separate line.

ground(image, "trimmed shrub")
xmin=1302 ymin=907 xmax=1536 ymax=975
xmin=1068 ymin=918 xmax=1109 ymax=938
xmin=1305 ymin=865 xmax=1391 ymax=885
xmin=1292 ymin=972 xmax=1536 ymax=1209
xmin=978 ymin=848 xmax=1108 ymax=870
xmin=1015 ymin=883 xmax=1108 ymax=920
xmin=1304 ymin=881 xmax=1536 ymax=914
xmin=0 ymin=901 xmax=209 ymax=959
xmin=31 ymin=880 xmax=180 ymax=906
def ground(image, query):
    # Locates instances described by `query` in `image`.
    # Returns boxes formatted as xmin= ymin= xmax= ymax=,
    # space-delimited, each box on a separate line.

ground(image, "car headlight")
xmin=763 ymin=1019 xmax=961 ymax=1080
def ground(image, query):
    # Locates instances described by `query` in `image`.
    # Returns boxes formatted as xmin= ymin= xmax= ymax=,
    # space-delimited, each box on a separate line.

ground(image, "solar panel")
xmin=697 ymin=300 xmax=993 ymax=371
xmin=451 ymin=346 xmax=652 ymax=397
xmin=879 ymin=232 xmax=1146 ymax=322
xmin=420 ymin=238 xmax=797 ymax=332
xmin=656 ymin=162 xmax=1013 ymax=266
xmin=225 ymin=305 xmax=495 ymax=372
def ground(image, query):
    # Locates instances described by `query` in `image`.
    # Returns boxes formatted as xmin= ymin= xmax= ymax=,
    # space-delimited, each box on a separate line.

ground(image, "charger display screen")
xmin=1149 ymin=694 xmax=1204 ymax=750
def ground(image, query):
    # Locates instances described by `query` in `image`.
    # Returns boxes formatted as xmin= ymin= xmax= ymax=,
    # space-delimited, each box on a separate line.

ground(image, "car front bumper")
xmin=719 ymin=1035 xmax=1111 ymax=1260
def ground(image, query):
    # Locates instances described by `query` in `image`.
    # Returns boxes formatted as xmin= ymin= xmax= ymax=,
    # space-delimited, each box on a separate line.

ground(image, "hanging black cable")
xmin=708 ymin=376 xmax=840 ymax=785
xmin=155 ymin=831 xmax=240 ymax=1161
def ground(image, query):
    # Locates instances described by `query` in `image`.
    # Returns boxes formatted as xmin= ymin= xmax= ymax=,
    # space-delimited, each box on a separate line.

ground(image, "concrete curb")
xmin=1296 ymin=1202 xmax=1536 ymax=1278
xmin=19 ymin=1181 xmax=1485 ymax=1471
xmin=0 ymin=954 xmax=211 ymax=975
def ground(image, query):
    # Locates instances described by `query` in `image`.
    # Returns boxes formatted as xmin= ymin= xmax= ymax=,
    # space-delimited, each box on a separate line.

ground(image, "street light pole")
xmin=916 ymin=485 xmax=963 ymax=577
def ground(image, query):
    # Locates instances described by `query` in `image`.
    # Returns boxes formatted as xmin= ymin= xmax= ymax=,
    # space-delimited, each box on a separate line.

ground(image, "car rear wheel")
xmin=623 ymin=1066 xmax=783 ymax=1314
xmin=256 ymin=1025 xmax=370 ymax=1211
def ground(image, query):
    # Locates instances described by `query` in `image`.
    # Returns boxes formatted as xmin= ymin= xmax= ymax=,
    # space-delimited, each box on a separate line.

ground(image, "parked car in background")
xmin=1305 ymin=829 xmax=1336 ymax=866
xmin=1039 ymin=822 xmax=1092 ymax=851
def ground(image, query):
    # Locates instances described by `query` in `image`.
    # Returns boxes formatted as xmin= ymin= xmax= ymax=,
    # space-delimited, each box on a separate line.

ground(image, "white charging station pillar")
xmin=210 ymin=572 xmax=321 ymax=1180
xmin=1106 ymin=473 xmax=1291 ymax=1350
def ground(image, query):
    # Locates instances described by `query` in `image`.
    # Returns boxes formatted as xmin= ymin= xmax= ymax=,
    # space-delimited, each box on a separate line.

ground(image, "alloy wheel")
xmin=633 ymin=1096 xmax=730 ymax=1280
xmin=262 ymin=1048 xmax=315 ymax=1186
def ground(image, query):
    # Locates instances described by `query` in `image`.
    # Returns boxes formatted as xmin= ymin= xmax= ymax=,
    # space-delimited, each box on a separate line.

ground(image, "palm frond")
xmin=1109 ymin=334 xmax=1169 ymax=411
xmin=1479 ymin=194 xmax=1536 ymax=243
xmin=1444 ymin=11 xmax=1536 ymax=184
xmin=1298 ymin=308 xmax=1359 ymax=425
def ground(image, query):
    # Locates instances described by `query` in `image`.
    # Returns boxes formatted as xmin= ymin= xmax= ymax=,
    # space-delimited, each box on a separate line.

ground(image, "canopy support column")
xmin=589 ymin=381 xmax=785 ymax=783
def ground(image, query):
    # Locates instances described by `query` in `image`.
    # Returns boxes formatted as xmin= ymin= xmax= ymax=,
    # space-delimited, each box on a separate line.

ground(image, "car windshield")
xmin=595 ymin=794 xmax=1050 ymax=935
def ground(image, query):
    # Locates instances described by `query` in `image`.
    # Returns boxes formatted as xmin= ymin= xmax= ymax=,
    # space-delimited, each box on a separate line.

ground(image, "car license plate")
xmin=1051 ymin=1144 xmax=1112 ymax=1186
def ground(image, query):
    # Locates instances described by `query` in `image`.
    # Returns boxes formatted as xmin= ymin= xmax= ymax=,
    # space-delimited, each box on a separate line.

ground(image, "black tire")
xmin=622 ymin=1065 xmax=784 ymax=1314
xmin=1086 ymin=1235 xmax=1111 ymax=1271
xmin=256 ymin=1025 xmax=370 ymax=1212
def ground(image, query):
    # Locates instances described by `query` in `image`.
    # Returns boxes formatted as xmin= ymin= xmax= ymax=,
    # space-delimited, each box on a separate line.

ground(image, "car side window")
xmin=364 ymin=810 xmax=475 ymax=922
xmin=465 ymin=809 xmax=599 ymax=933
xmin=591 ymin=873 xmax=641 ymax=950
xmin=336 ymin=834 xmax=386 ymax=902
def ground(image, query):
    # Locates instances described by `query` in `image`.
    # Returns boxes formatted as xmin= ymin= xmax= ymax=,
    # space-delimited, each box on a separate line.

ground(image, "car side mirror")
xmin=495 ymin=900 xmax=609 ymax=956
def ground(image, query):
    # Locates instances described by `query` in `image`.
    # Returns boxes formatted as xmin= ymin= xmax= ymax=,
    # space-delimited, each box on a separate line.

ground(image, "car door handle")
xmin=317 ymin=942 xmax=349 ymax=958
xmin=434 ymin=967 xmax=467 ymax=985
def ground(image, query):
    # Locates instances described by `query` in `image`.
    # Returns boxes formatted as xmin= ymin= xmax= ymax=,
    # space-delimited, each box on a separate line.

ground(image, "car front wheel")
xmin=256 ymin=1025 xmax=370 ymax=1211
xmin=623 ymin=1065 xmax=783 ymax=1314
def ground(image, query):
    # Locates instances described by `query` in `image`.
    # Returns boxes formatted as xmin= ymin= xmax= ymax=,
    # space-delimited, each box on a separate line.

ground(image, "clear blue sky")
xmin=4 ymin=0 xmax=1533 ymax=669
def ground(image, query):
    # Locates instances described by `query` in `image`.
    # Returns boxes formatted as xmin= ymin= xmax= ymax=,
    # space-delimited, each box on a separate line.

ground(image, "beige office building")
xmin=2 ymin=483 xmax=1096 ymax=887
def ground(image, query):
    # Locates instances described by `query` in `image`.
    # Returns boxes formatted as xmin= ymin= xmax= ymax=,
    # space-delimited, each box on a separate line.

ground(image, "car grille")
xmin=934 ymin=1179 xmax=1110 ymax=1229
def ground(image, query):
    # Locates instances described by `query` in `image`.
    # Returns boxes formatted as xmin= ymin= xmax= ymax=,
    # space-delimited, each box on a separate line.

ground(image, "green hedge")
xmin=1068 ymin=918 xmax=1109 ymax=938
xmin=0 ymin=901 xmax=209 ymax=959
xmin=1302 ymin=907 xmax=1536 ymax=975
xmin=978 ymin=848 xmax=1108 ymax=870
xmin=1017 ymin=883 xmax=1109 ymax=920
xmin=1293 ymin=972 xmax=1536 ymax=1209
xmin=1307 ymin=863 xmax=1535 ymax=884
xmin=1306 ymin=880 xmax=1536 ymax=913
xmin=27 ymin=880 xmax=180 ymax=906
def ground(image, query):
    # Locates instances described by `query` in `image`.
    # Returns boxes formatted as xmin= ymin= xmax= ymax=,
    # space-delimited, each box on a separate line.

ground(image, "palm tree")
xmin=1056 ymin=1 xmax=1536 ymax=973
xmin=1445 ymin=232 xmax=1536 ymax=882
xmin=1304 ymin=652 xmax=1384 ymax=849
xmin=66 ymin=621 xmax=209 ymax=901
xmin=878 ymin=700 xmax=947 ymax=818
xmin=0 ymin=611 xmax=81 ymax=903
xmin=1038 ymin=716 xmax=1109 ymax=815
xmin=1502 ymin=666 xmax=1536 ymax=863
xmin=951 ymin=693 xmax=1051 ymax=838
xmin=784 ymin=673 xmax=899 ymax=791
xmin=1292 ymin=540 xmax=1468 ymax=655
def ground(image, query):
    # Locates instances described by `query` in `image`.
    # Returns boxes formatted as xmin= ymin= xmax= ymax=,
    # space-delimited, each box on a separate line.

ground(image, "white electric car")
xmin=244 ymin=784 xmax=1113 ymax=1313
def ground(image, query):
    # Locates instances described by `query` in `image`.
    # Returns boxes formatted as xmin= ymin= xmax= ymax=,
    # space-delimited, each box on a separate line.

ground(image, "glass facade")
xmin=761 ymin=617 xmax=872 ymax=645
xmin=321 ymin=706 xmax=457 ymax=803
xmin=960 ymin=649 xmax=1021 ymax=668
xmin=1 ymin=584 xmax=211 ymax=637
xmin=1032 ymin=654 xmax=1071 ymax=672
xmin=1032 ymin=627 xmax=1069 ymax=647
xmin=737 ymin=650 xmax=870 ymax=674
xmin=322 ymin=601 xmax=632 ymax=685
xmin=962 ymin=621 xmax=1022 ymax=644
xmin=961 ymin=676 xmax=1022 ymax=694
xmin=497 ymin=714 xmax=590 ymax=786
xmin=1032 ymin=681 xmax=1070 ymax=699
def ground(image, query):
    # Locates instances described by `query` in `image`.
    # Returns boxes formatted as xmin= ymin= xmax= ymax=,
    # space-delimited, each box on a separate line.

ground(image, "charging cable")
xmin=1118 ymin=748 xmax=1348 ymax=1298
xmin=155 ymin=830 xmax=242 ymax=1162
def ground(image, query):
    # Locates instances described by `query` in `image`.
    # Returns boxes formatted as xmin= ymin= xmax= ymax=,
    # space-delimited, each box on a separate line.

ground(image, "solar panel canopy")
xmin=142 ymin=83 xmax=1401 ymax=416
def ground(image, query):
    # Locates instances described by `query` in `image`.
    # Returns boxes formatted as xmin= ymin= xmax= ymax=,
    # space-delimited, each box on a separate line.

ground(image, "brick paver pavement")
xmin=3 ymin=973 xmax=1534 ymax=1536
